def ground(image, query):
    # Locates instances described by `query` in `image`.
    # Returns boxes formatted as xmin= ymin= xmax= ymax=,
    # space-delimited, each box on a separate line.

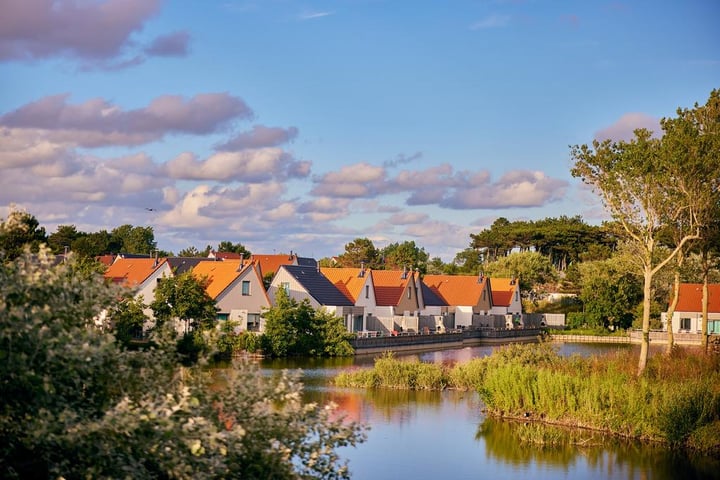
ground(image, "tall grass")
xmin=333 ymin=343 xmax=720 ymax=451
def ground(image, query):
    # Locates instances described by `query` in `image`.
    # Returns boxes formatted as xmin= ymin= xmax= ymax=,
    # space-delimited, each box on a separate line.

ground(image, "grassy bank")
xmin=334 ymin=343 xmax=720 ymax=454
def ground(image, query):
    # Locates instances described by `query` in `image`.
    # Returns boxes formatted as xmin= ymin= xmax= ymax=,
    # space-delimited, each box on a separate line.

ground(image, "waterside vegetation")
xmin=334 ymin=343 xmax=720 ymax=455
xmin=1 ymin=250 xmax=366 ymax=479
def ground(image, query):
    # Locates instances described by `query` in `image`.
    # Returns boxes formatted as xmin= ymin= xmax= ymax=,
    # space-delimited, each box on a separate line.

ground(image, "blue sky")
xmin=1 ymin=0 xmax=718 ymax=261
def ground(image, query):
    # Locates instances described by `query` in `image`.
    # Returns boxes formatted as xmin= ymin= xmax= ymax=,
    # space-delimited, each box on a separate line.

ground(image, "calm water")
xmin=256 ymin=343 xmax=719 ymax=480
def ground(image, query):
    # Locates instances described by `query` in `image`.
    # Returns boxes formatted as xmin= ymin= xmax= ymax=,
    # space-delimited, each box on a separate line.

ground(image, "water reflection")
xmin=477 ymin=417 xmax=718 ymax=480
xmin=242 ymin=343 xmax=719 ymax=479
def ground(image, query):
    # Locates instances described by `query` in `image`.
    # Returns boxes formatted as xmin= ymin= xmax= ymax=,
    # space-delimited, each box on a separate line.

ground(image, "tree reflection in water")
xmin=477 ymin=417 xmax=720 ymax=480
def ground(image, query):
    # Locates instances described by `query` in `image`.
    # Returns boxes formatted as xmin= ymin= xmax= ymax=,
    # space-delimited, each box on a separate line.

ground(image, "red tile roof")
xmin=423 ymin=274 xmax=488 ymax=306
xmin=490 ymin=277 xmax=519 ymax=307
xmin=676 ymin=283 xmax=720 ymax=313
xmin=191 ymin=260 xmax=248 ymax=299
xmin=320 ymin=267 xmax=368 ymax=302
xmin=372 ymin=269 xmax=412 ymax=306
xmin=103 ymin=258 xmax=167 ymax=287
xmin=251 ymin=253 xmax=296 ymax=278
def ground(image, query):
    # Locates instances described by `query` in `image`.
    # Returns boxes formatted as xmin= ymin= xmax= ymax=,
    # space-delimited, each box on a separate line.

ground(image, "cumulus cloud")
xmin=0 ymin=151 xmax=169 ymax=206
xmin=311 ymin=161 xmax=567 ymax=210
xmin=0 ymin=93 xmax=252 ymax=147
xmin=217 ymin=125 xmax=299 ymax=151
xmin=0 ymin=0 xmax=181 ymax=67
xmin=311 ymin=163 xmax=387 ymax=198
xmin=440 ymin=170 xmax=568 ymax=209
xmin=144 ymin=31 xmax=191 ymax=56
xmin=594 ymin=112 xmax=660 ymax=142
xmin=387 ymin=212 xmax=429 ymax=225
xmin=164 ymin=149 xmax=311 ymax=183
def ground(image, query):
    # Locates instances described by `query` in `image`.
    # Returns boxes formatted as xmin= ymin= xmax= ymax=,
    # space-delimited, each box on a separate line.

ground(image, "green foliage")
xmin=470 ymin=216 xmax=614 ymax=270
xmin=482 ymin=251 xmax=558 ymax=291
xmin=580 ymin=273 xmax=641 ymax=329
xmin=215 ymin=241 xmax=251 ymax=256
xmin=336 ymin=237 xmax=380 ymax=268
xmin=261 ymin=289 xmax=353 ymax=357
xmin=110 ymin=224 xmax=157 ymax=255
xmin=0 ymin=206 xmax=47 ymax=260
xmin=150 ymin=271 xmax=218 ymax=332
xmin=380 ymin=240 xmax=429 ymax=273
xmin=106 ymin=295 xmax=148 ymax=347
xmin=0 ymin=249 xmax=366 ymax=479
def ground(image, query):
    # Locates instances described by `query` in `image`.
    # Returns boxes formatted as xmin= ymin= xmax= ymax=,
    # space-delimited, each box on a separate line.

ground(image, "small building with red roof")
xmin=321 ymin=266 xmax=376 ymax=332
xmin=489 ymin=277 xmax=523 ymax=316
xmin=191 ymin=259 xmax=270 ymax=331
xmin=664 ymin=283 xmax=720 ymax=334
xmin=422 ymin=273 xmax=493 ymax=327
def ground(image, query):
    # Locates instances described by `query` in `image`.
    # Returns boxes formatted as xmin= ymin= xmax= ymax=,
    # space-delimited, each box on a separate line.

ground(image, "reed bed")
xmin=333 ymin=343 xmax=720 ymax=453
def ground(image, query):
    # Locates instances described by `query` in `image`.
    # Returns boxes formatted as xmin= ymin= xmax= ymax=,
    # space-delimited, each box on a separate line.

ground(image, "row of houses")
xmin=101 ymin=251 xmax=720 ymax=336
xmin=102 ymin=252 xmax=522 ymax=335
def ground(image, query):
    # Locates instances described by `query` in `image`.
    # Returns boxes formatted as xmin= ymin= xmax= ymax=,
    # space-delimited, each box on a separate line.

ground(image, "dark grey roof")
xmin=166 ymin=257 xmax=213 ymax=275
xmin=296 ymin=256 xmax=318 ymax=267
xmin=420 ymin=281 xmax=447 ymax=307
xmin=283 ymin=265 xmax=353 ymax=307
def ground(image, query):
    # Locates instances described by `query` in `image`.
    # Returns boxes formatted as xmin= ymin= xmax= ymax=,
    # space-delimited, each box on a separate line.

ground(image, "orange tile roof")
xmin=95 ymin=254 xmax=116 ymax=267
xmin=490 ymin=277 xmax=519 ymax=307
xmin=320 ymin=267 xmax=368 ymax=302
xmin=372 ymin=269 xmax=412 ymax=306
xmin=103 ymin=258 xmax=167 ymax=287
xmin=191 ymin=260 xmax=248 ymax=299
xmin=423 ymin=274 xmax=488 ymax=306
xmin=676 ymin=284 xmax=720 ymax=313
xmin=250 ymin=253 xmax=296 ymax=278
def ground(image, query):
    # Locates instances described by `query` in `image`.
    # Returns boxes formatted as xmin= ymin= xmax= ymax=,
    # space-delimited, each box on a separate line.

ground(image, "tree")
xmin=336 ymin=237 xmax=380 ymax=268
xmin=580 ymin=269 xmax=641 ymax=330
xmin=661 ymin=89 xmax=720 ymax=350
xmin=0 ymin=205 xmax=47 ymax=260
xmin=481 ymin=251 xmax=558 ymax=292
xmin=452 ymin=248 xmax=482 ymax=274
xmin=216 ymin=241 xmax=251 ymax=257
xmin=47 ymin=224 xmax=81 ymax=254
xmin=381 ymin=240 xmax=429 ymax=272
xmin=150 ymin=271 xmax=218 ymax=333
xmin=261 ymin=289 xmax=354 ymax=357
xmin=571 ymin=127 xmax=700 ymax=374
xmin=106 ymin=295 xmax=148 ymax=347
xmin=110 ymin=224 xmax=156 ymax=255
xmin=0 ymin=249 xmax=365 ymax=478
xmin=178 ymin=245 xmax=204 ymax=257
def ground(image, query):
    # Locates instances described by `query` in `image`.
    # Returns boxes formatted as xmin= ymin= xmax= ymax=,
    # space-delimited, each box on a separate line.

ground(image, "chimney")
xmin=152 ymin=250 xmax=158 ymax=267
xmin=510 ymin=275 xmax=516 ymax=285
xmin=478 ymin=271 xmax=484 ymax=283
xmin=359 ymin=261 xmax=365 ymax=277
xmin=401 ymin=266 xmax=407 ymax=279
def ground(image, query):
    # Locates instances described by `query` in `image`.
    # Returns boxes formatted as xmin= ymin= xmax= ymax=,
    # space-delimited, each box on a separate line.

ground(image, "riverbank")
xmin=334 ymin=342 xmax=720 ymax=456
xmin=550 ymin=331 xmax=710 ymax=346
xmin=351 ymin=327 xmax=544 ymax=355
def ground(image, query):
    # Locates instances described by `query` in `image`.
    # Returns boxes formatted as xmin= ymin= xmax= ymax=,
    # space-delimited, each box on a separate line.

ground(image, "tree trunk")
xmin=702 ymin=272 xmax=709 ymax=351
xmin=665 ymin=269 xmax=680 ymax=354
xmin=638 ymin=265 xmax=653 ymax=374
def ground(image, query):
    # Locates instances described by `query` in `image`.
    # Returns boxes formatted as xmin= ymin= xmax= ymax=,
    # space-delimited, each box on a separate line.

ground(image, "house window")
xmin=680 ymin=318 xmax=691 ymax=331
xmin=247 ymin=313 xmax=260 ymax=331
xmin=407 ymin=288 xmax=412 ymax=299
xmin=242 ymin=280 xmax=251 ymax=296
xmin=217 ymin=313 xmax=229 ymax=321
xmin=365 ymin=285 xmax=369 ymax=299
xmin=482 ymin=290 xmax=486 ymax=301
xmin=281 ymin=282 xmax=290 ymax=295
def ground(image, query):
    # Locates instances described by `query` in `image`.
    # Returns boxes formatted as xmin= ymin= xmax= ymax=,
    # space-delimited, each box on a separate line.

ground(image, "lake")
xmin=257 ymin=343 xmax=720 ymax=480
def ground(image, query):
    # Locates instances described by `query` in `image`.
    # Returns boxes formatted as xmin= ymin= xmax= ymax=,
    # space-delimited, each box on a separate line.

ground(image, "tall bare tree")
xmin=571 ymin=127 xmax=701 ymax=374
